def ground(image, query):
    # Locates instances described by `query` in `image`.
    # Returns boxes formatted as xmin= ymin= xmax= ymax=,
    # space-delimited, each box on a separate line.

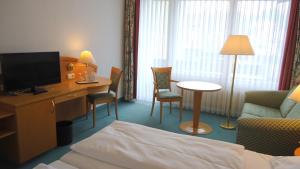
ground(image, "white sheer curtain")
xmin=137 ymin=0 xmax=291 ymax=116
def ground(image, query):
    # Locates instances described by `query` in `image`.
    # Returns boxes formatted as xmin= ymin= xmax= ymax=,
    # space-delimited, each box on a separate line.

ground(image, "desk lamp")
xmin=78 ymin=50 xmax=97 ymax=83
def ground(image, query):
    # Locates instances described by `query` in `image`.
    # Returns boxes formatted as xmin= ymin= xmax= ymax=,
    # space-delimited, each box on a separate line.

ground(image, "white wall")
xmin=0 ymin=0 xmax=124 ymax=95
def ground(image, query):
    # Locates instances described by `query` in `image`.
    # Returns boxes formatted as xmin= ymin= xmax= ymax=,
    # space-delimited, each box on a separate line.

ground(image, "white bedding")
xmin=34 ymin=121 xmax=276 ymax=169
xmin=71 ymin=121 xmax=246 ymax=169
xmin=33 ymin=160 xmax=78 ymax=169
xmin=60 ymin=149 xmax=273 ymax=169
xmin=271 ymin=156 xmax=300 ymax=169
xmin=61 ymin=151 xmax=124 ymax=169
xmin=50 ymin=160 xmax=78 ymax=169
xmin=244 ymin=150 xmax=272 ymax=169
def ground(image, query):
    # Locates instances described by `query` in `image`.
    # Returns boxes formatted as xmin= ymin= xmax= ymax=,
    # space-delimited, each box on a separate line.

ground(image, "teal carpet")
xmin=1 ymin=101 xmax=237 ymax=169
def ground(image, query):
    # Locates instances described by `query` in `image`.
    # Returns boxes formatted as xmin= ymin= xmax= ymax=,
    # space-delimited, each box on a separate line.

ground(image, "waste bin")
xmin=56 ymin=121 xmax=73 ymax=146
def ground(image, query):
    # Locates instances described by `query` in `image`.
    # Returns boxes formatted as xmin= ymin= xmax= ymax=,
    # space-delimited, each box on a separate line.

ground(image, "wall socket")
xmin=67 ymin=73 xmax=75 ymax=80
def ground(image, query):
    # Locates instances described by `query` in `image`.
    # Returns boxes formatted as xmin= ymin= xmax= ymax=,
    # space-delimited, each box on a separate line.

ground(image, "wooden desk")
xmin=176 ymin=81 xmax=222 ymax=135
xmin=0 ymin=77 xmax=111 ymax=164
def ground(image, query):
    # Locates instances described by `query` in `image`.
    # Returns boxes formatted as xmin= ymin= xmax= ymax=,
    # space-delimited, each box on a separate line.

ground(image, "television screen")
xmin=1 ymin=52 xmax=61 ymax=92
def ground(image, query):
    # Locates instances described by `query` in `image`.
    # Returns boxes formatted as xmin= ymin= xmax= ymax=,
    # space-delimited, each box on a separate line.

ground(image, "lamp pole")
xmin=220 ymin=54 xmax=237 ymax=129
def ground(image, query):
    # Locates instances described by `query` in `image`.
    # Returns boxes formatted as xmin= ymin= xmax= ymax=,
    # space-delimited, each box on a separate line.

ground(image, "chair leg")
xmin=115 ymin=99 xmax=119 ymax=120
xmin=169 ymin=102 xmax=172 ymax=114
xmin=107 ymin=103 xmax=110 ymax=116
xmin=93 ymin=102 xmax=96 ymax=128
xmin=150 ymin=92 xmax=155 ymax=116
xmin=86 ymin=100 xmax=89 ymax=120
xmin=179 ymin=100 xmax=183 ymax=122
xmin=160 ymin=102 xmax=163 ymax=124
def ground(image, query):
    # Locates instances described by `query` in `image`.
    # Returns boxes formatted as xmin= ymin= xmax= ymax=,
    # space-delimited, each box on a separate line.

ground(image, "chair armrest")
xmin=244 ymin=90 xmax=288 ymax=109
xmin=170 ymin=80 xmax=184 ymax=96
xmin=236 ymin=118 xmax=300 ymax=156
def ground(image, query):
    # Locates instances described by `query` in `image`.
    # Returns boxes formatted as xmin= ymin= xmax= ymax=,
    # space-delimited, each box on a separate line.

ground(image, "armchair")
xmin=237 ymin=89 xmax=300 ymax=156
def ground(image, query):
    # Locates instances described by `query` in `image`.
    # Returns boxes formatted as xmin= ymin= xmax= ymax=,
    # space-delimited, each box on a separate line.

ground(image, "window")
xmin=137 ymin=0 xmax=291 ymax=115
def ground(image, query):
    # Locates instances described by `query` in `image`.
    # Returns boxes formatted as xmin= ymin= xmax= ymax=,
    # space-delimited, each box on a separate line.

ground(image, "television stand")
xmin=30 ymin=86 xmax=48 ymax=95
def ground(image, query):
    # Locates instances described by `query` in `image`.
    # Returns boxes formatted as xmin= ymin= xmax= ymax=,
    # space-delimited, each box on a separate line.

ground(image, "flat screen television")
xmin=0 ymin=52 xmax=61 ymax=94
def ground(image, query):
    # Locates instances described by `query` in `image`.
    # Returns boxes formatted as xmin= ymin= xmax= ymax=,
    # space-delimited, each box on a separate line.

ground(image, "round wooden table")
xmin=177 ymin=81 xmax=222 ymax=135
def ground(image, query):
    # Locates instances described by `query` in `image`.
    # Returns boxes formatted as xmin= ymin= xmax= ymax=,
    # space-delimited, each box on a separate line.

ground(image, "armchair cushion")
xmin=280 ymin=87 xmax=297 ymax=117
xmin=242 ymin=103 xmax=282 ymax=118
xmin=286 ymin=104 xmax=300 ymax=119
xmin=240 ymin=113 xmax=260 ymax=118
xmin=158 ymin=91 xmax=181 ymax=99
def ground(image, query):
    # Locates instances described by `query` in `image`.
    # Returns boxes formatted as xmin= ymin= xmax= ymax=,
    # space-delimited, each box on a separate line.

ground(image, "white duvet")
xmin=33 ymin=161 xmax=78 ymax=169
xmin=61 ymin=151 xmax=124 ymax=169
xmin=71 ymin=121 xmax=246 ymax=169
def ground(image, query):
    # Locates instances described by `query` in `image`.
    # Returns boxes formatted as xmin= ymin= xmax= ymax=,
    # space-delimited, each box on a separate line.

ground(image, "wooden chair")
xmin=150 ymin=67 xmax=183 ymax=123
xmin=87 ymin=67 xmax=123 ymax=127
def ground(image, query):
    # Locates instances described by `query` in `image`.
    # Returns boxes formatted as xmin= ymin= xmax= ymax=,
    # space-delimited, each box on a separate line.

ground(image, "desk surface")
xmin=0 ymin=77 xmax=111 ymax=108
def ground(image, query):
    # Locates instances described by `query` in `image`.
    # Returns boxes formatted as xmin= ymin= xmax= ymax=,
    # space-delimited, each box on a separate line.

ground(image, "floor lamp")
xmin=220 ymin=35 xmax=254 ymax=129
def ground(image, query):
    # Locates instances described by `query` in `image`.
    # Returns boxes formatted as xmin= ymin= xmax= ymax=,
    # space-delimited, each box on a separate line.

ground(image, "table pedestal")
xmin=179 ymin=91 xmax=213 ymax=135
xmin=179 ymin=121 xmax=212 ymax=134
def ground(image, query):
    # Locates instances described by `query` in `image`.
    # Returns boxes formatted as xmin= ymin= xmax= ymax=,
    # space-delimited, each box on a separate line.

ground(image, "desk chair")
xmin=150 ymin=67 xmax=183 ymax=124
xmin=87 ymin=67 xmax=123 ymax=127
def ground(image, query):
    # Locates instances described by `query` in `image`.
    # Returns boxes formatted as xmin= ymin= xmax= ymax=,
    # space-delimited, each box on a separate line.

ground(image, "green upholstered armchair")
xmin=236 ymin=89 xmax=300 ymax=156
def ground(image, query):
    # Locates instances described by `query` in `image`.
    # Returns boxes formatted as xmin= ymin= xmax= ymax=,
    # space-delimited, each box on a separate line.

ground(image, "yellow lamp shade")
xmin=79 ymin=50 xmax=96 ymax=65
xmin=221 ymin=35 xmax=254 ymax=55
xmin=289 ymin=85 xmax=300 ymax=103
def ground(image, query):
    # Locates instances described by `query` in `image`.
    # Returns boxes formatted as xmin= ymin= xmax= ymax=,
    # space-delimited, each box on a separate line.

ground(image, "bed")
xmin=34 ymin=121 xmax=299 ymax=169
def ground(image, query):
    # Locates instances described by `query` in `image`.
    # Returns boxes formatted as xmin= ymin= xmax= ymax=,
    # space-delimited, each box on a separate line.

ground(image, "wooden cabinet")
xmin=16 ymin=99 xmax=57 ymax=163
xmin=0 ymin=77 xmax=111 ymax=164
xmin=0 ymin=109 xmax=17 ymax=162
xmin=0 ymin=111 xmax=16 ymax=139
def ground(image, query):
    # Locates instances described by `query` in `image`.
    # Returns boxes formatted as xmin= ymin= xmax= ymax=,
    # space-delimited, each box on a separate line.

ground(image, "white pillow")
xmin=271 ymin=156 xmax=300 ymax=169
xmin=33 ymin=163 xmax=57 ymax=169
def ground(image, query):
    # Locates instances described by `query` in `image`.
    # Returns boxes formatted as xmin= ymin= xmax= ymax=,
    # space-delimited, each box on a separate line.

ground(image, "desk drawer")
xmin=55 ymin=90 xmax=87 ymax=104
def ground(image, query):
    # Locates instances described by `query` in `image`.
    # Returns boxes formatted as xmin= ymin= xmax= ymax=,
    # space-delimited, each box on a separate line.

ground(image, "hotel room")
xmin=0 ymin=0 xmax=299 ymax=169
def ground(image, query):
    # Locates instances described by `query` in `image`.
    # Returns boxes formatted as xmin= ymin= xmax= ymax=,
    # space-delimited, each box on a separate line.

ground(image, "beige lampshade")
xmin=221 ymin=35 xmax=254 ymax=55
xmin=79 ymin=50 xmax=96 ymax=65
xmin=289 ymin=85 xmax=300 ymax=103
